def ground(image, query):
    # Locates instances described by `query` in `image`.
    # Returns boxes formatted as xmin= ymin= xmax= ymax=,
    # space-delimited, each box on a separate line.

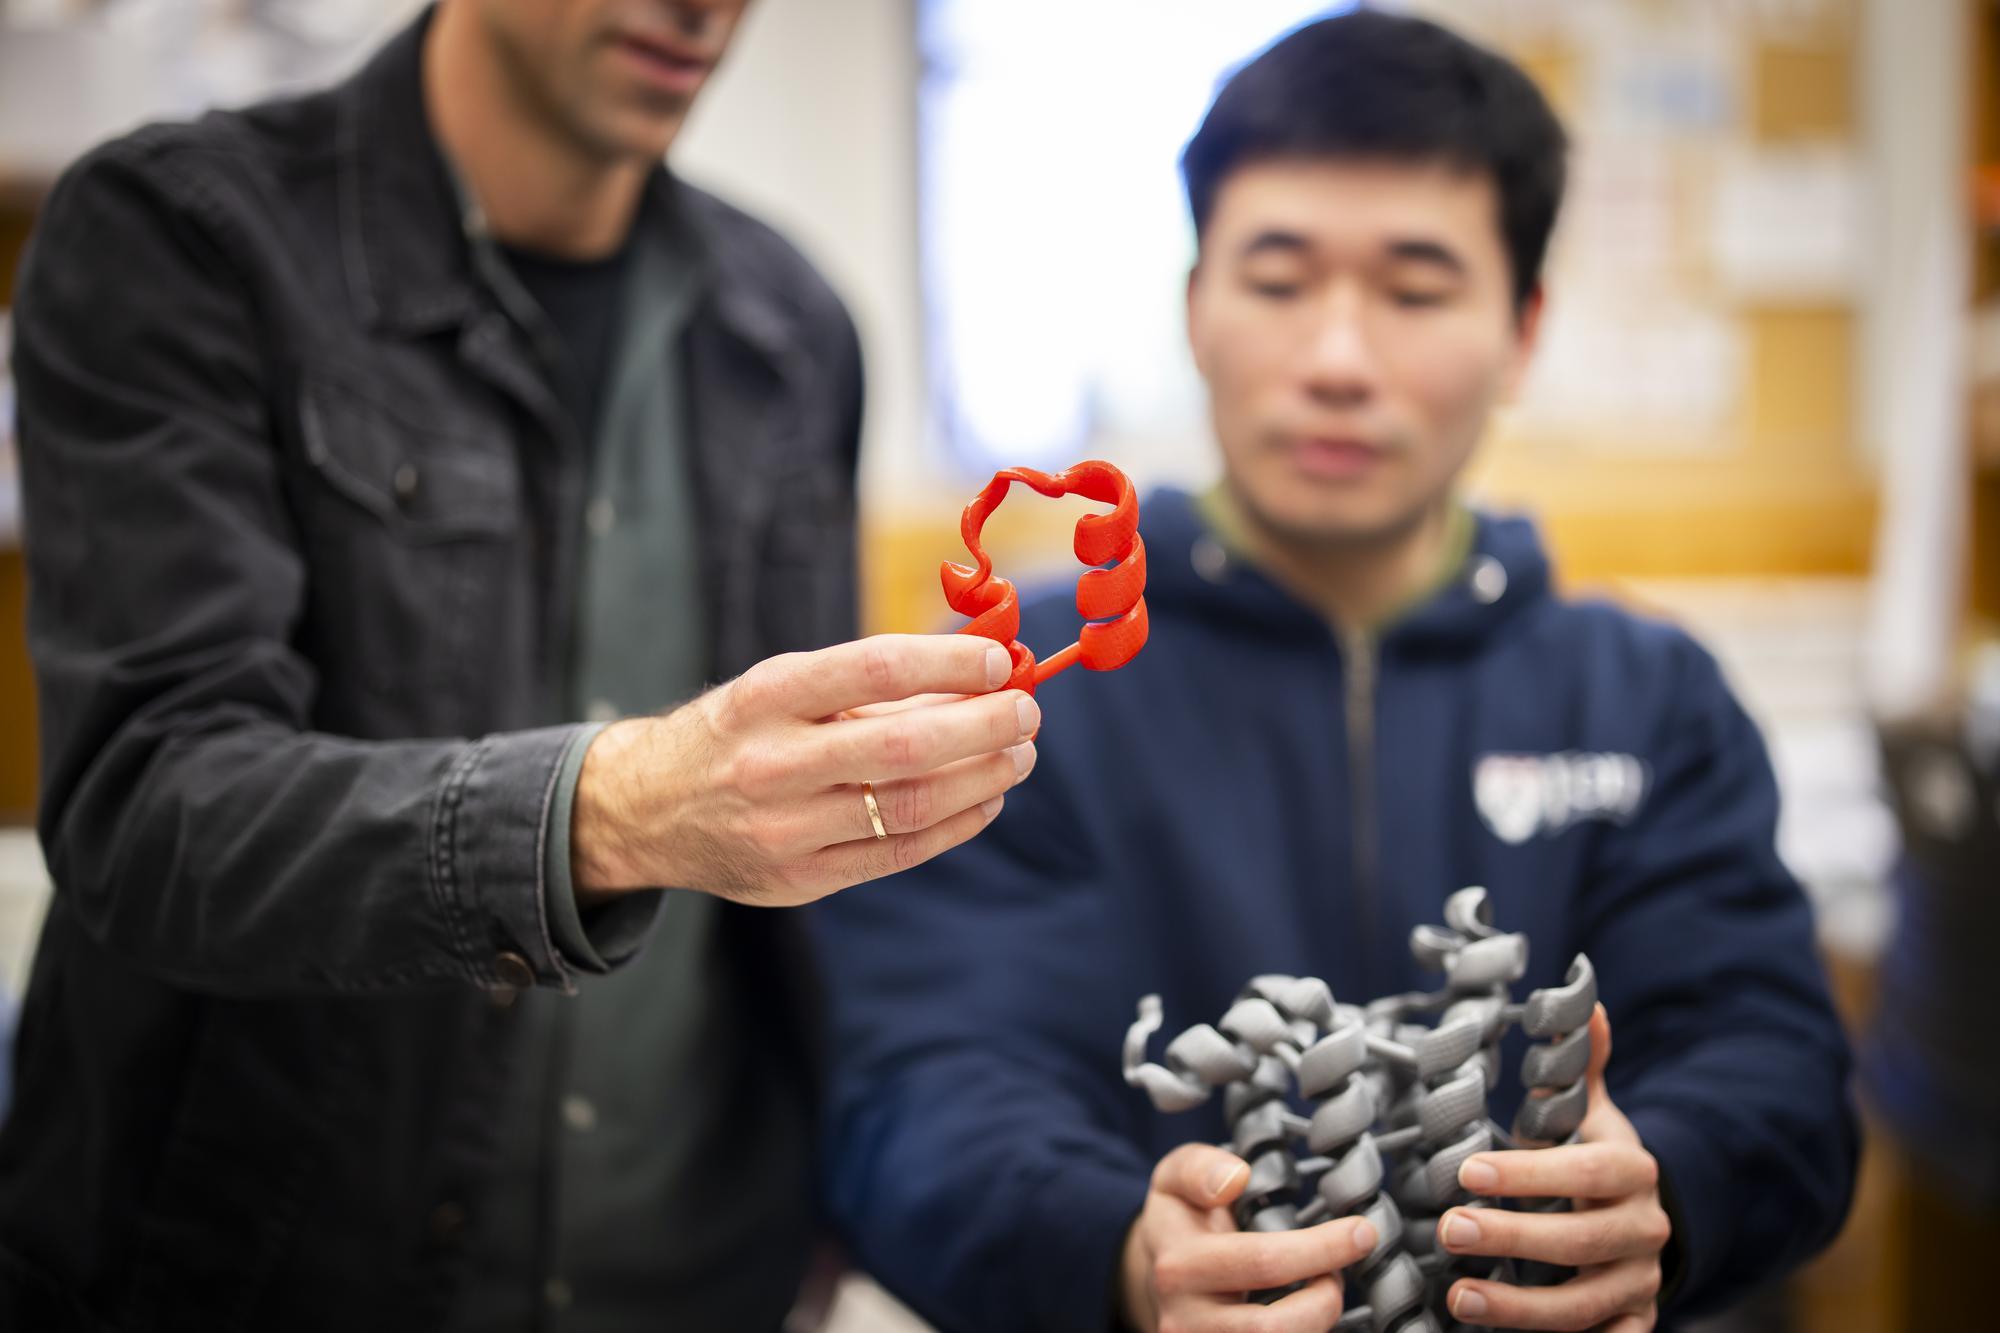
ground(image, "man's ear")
xmin=1498 ymin=283 xmax=1546 ymax=404
xmin=1185 ymin=262 xmax=1210 ymax=380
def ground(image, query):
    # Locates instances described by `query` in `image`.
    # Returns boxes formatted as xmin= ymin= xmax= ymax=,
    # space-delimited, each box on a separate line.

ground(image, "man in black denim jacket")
xmin=0 ymin=3 xmax=1037 ymax=1328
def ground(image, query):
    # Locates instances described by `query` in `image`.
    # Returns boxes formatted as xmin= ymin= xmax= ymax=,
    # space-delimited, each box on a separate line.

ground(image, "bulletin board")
xmin=1417 ymin=0 xmax=1877 ymax=580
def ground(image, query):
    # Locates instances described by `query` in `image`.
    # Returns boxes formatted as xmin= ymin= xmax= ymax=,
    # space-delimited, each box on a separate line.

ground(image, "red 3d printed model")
xmin=940 ymin=460 xmax=1149 ymax=696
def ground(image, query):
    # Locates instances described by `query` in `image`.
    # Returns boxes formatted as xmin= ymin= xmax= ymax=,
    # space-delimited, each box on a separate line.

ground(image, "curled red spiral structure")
xmin=940 ymin=459 xmax=1149 ymax=696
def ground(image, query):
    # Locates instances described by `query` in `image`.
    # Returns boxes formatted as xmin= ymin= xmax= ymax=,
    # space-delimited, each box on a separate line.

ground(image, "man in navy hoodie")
xmin=814 ymin=11 xmax=1857 ymax=1333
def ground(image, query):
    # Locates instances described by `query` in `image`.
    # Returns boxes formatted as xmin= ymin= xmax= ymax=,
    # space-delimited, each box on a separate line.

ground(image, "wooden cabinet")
xmin=1971 ymin=3 xmax=2000 ymax=630
xmin=0 ymin=176 xmax=41 ymax=823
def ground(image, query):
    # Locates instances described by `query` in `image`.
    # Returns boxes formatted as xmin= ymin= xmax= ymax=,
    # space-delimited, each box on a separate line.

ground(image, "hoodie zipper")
xmin=1339 ymin=624 xmax=1381 ymax=993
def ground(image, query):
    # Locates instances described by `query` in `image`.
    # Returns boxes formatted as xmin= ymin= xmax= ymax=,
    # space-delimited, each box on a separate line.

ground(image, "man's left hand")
xmin=1436 ymin=1005 xmax=1672 ymax=1331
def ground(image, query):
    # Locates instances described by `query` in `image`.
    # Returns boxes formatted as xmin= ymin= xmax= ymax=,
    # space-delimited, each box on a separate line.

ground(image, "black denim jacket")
xmin=0 ymin=13 xmax=858 ymax=1330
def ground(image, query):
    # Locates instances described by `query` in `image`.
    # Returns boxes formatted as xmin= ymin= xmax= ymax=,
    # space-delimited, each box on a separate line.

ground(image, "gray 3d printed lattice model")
xmin=1122 ymin=887 xmax=1599 ymax=1333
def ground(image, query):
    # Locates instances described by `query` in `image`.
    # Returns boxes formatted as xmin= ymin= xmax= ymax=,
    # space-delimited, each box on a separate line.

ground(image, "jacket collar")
xmin=335 ymin=7 xmax=479 ymax=337
xmin=333 ymin=5 xmax=800 ymax=368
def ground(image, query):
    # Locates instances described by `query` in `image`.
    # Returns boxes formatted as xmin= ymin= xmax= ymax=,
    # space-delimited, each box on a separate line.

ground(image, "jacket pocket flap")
xmin=299 ymin=375 xmax=518 ymax=542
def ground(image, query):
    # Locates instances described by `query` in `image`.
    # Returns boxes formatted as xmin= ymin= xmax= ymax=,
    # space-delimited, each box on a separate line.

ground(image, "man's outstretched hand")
xmin=572 ymin=634 xmax=1039 ymax=906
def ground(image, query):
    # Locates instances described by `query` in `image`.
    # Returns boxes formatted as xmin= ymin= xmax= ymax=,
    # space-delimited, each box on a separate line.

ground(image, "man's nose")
xmin=1300 ymin=288 xmax=1380 ymax=407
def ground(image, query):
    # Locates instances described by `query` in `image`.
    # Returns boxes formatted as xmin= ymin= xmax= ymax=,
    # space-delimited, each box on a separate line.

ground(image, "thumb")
xmin=1585 ymin=1002 xmax=1613 ymax=1097
xmin=1577 ymin=1002 xmax=1641 ymax=1143
xmin=1152 ymin=1142 xmax=1251 ymax=1209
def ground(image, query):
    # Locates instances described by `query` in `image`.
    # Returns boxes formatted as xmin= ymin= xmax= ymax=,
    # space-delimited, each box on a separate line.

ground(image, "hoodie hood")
xmin=1137 ymin=486 xmax=1554 ymax=656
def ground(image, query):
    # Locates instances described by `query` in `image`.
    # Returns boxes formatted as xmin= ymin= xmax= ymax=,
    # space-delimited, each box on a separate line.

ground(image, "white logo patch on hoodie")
xmin=1474 ymin=751 xmax=1649 ymax=845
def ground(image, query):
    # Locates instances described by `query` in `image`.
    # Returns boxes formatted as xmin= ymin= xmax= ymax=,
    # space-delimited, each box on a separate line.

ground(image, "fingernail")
xmin=1441 ymin=1211 xmax=1480 ymax=1248
xmin=985 ymin=644 xmax=1011 ymax=688
xmin=1008 ymin=742 xmax=1036 ymax=780
xmin=1015 ymin=694 xmax=1041 ymax=735
xmin=1459 ymin=1157 xmax=1499 ymax=1192
xmin=1351 ymin=1219 xmax=1378 ymax=1252
xmin=1204 ymin=1160 xmax=1246 ymax=1198
xmin=979 ymin=796 xmax=1004 ymax=821
xmin=1452 ymin=1287 xmax=1488 ymax=1320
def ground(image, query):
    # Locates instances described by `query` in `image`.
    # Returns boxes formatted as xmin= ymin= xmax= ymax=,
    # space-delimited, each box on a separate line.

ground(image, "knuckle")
xmin=1151 ymin=1250 xmax=1189 ymax=1296
xmin=890 ymin=827 xmax=933 ymax=873
xmin=709 ymin=678 xmax=752 ymax=733
xmin=734 ymin=656 xmax=791 ymax=718
xmin=860 ymin=640 xmax=902 ymax=698
xmin=1547 ymin=1302 xmax=1595 ymax=1333
xmin=720 ymin=745 xmax=770 ymax=800
xmin=1241 ymin=1246 xmax=1289 ymax=1289
xmin=1643 ymin=1205 xmax=1673 ymax=1251
xmin=773 ymin=861 xmax=827 ymax=904
xmin=1596 ymin=1214 xmax=1629 ymax=1260
xmin=744 ymin=815 xmax=789 ymax=863
xmin=890 ymin=779 xmax=936 ymax=832
xmin=877 ymin=724 xmax=921 ymax=773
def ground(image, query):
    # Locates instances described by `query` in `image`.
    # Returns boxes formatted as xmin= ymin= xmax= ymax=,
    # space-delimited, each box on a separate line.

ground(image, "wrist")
xmin=571 ymin=718 xmax=650 ymax=897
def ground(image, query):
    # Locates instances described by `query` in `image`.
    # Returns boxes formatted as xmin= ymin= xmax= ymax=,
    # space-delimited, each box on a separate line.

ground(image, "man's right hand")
xmin=1120 ymin=1143 xmax=1377 ymax=1333
xmin=570 ymin=634 xmax=1038 ymax=906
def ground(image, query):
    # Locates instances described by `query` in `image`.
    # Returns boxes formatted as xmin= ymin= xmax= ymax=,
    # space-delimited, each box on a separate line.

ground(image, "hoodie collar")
xmin=1144 ymin=487 xmax=1551 ymax=656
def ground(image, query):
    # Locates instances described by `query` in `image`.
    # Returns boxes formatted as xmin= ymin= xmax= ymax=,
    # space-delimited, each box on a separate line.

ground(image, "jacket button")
xmin=586 ymin=496 xmax=616 ymax=536
xmin=429 ymin=1200 xmax=468 ymax=1243
xmin=393 ymin=462 xmax=420 ymax=505
xmin=494 ymin=951 xmax=535 ymax=989
xmin=561 ymin=1094 xmax=598 ymax=1133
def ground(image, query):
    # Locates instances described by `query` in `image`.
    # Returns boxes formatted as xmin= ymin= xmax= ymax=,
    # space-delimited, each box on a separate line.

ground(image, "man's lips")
xmin=1288 ymin=436 xmax=1386 ymax=480
xmin=610 ymin=30 xmax=715 ymax=94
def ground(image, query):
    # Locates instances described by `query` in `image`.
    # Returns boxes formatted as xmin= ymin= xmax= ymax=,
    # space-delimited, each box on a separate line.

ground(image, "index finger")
xmin=1458 ymin=1142 xmax=1658 ymax=1202
xmin=756 ymin=635 xmax=1012 ymax=720
xmin=1156 ymin=1217 xmax=1378 ymax=1297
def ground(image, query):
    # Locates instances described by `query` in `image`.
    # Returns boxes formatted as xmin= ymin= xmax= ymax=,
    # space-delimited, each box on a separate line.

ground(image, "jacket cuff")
xmin=1628 ymin=1104 xmax=1728 ymax=1317
xmin=542 ymin=722 xmax=661 ymax=972
xmin=431 ymin=723 xmax=596 ymax=993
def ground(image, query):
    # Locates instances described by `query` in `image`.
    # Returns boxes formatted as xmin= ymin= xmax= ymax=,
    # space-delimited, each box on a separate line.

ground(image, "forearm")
xmin=42 ymin=705 xmax=595 ymax=997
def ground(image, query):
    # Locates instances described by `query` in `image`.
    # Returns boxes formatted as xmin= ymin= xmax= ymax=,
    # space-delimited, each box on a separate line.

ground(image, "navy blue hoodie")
xmin=812 ymin=489 xmax=1856 ymax=1331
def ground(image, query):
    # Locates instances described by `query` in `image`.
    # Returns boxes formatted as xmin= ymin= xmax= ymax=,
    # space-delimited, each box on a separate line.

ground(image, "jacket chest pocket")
xmin=300 ymin=374 xmax=521 ymax=541
xmin=292 ymin=373 xmax=532 ymax=730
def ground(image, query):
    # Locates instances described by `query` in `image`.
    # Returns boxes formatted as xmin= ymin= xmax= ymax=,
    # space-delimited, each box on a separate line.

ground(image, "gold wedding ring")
xmin=861 ymin=781 xmax=888 ymax=840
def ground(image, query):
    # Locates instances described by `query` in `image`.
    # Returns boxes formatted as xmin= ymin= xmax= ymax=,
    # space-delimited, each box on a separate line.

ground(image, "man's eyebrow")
xmin=1237 ymin=229 xmax=1312 ymax=259
xmin=1385 ymin=238 xmax=1468 ymax=274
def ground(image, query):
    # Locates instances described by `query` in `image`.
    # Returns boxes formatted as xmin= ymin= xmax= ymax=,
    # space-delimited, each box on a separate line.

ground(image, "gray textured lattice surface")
xmin=1123 ymin=888 xmax=1598 ymax=1332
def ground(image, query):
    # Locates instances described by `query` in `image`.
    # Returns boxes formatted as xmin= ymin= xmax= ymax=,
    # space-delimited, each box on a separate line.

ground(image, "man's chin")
xmin=580 ymin=101 xmax=691 ymax=163
xmin=1242 ymin=493 xmax=1427 ymax=553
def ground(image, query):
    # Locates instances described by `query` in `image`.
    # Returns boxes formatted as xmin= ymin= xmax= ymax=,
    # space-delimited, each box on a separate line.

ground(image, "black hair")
xmin=1181 ymin=8 xmax=1568 ymax=309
